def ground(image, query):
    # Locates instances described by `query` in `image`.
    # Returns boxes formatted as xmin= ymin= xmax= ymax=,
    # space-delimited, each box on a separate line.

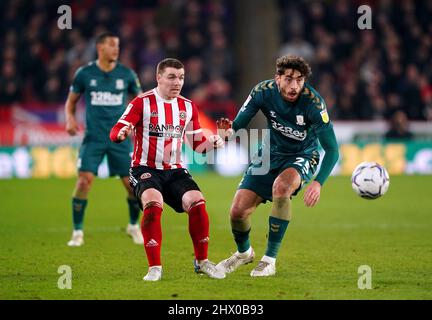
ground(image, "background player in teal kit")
xmin=64 ymin=32 xmax=143 ymax=247
xmin=216 ymin=55 xmax=339 ymax=276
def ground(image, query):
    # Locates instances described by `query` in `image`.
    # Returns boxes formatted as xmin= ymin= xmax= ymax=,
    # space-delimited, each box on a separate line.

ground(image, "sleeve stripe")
xmin=185 ymin=129 xmax=202 ymax=135
xmin=118 ymin=120 xmax=131 ymax=126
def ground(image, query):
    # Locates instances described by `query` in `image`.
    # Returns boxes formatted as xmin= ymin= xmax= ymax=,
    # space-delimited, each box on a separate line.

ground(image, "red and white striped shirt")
xmin=110 ymin=89 xmax=207 ymax=170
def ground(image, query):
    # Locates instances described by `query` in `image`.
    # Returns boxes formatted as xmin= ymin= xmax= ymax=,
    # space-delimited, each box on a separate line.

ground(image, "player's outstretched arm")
xmin=110 ymin=97 xmax=143 ymax=143
xmin=304 ymin=128 xmax=339 ymax=207
xmin=116 ymin=123 xmax=133 ymax=142
xmin=64 ymin=92 xmax=81 ymax=136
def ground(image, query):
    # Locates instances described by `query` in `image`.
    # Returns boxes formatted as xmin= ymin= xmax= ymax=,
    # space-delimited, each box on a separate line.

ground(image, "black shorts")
xmin=129 ymin=166 xmax=201 ymax=213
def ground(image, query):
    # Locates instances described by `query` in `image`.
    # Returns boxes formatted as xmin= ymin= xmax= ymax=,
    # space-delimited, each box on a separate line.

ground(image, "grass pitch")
xmin=0 ymin=174 xmax=431 ymax=300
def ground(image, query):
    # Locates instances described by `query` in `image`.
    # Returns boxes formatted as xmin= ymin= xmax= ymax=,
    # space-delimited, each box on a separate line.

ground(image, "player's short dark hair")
xmin=96 ymin=32 xmax=118 ymax=45
xmin=276 ymin=55 xmax=312 ymax=78
xmin=157 ymin=58 xmax=184 ymax=74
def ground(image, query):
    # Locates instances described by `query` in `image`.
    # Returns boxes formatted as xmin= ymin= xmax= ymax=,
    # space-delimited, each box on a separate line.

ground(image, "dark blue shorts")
xmin=238 ymin=151 xmax=320 ymax=202
xmin=77 ymin=136 xmax=132 ymax=177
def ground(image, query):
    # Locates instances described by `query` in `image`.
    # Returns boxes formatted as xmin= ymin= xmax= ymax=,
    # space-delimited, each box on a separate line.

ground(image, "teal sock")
xmin=127 ymin=198 xmax=140 ymax=225
xmin=232 ymin=228 xmax=251 ymax=253
xmin=72 ymin=198 xmax=87 ymax=230
xmin=265 ymin=216 xmax=289 ymax=258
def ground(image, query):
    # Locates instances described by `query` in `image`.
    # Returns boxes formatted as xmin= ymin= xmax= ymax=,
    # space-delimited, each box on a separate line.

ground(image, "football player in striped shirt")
xmin=110 ymin=58 xmax=225 ymax=281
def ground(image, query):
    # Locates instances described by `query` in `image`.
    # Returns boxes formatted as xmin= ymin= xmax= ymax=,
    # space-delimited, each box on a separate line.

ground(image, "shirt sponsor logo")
xmin=149 ymin=123 xmax=184 ymax=138
xmin=270 ymin=119 xmax=307 ymax=141
xmin=90 ymin=91 xmax=123 ymax=106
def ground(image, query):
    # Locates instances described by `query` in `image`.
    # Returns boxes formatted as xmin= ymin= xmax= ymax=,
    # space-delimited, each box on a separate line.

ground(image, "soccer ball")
xmin=351 ymin=162 xmax=390 ymax=199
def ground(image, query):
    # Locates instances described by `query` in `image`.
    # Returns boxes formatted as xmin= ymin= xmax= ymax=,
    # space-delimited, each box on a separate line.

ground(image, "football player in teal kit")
xmin=64 ymin=32 xmax=142 ymax=247
xmin=216 ymin=55 xmax=339 ymax=276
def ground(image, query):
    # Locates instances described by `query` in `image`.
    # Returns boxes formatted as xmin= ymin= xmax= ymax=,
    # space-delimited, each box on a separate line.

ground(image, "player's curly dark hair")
xmin=157 ymin=58 xmax=184 ymax=74
xmin=276 ymin=55 xmax=312 ymax=78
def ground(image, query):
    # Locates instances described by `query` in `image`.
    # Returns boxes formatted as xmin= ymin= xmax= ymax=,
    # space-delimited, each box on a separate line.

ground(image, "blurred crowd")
xmin=279 ymin=0 xmax=432 ymax=121
xmin=0 ymin=0 xmax=237 ymax=119
xmin=0 ymin=0 xmax=431 ymax=122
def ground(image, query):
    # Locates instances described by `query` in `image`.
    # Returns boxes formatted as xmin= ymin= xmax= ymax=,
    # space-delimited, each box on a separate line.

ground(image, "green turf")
xmin=0 ymin=174 xmax=431 ymax=300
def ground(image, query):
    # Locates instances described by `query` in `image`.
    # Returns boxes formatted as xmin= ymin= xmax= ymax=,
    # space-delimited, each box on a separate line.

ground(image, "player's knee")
xmin=230 ymin=204 xmax=250 ymax=221
xmin=182 ymin=190 xmax=205 ymax=213
xmin=142 ymin=200 xmax=163 ymax=211
xmin=76 ymin=175 xmax=93 ymax=193
xmin=272 ymin=179 xmax=297 ymax=198
xmin=186 ymin=199 xmax=206 ymax=213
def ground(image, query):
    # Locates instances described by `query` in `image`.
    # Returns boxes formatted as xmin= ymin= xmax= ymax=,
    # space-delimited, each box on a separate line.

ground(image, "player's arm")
xmin=216 ymin=87 xmax=262 ymax=137
xmin=65 ymin=91 xmax=81 ymax=136
xmin=304 ymin=128 xmax=339 ymax=207
xmin=314 ymin=128 xmax=339 ymax=186
xmin=304 ymin=100 xmax=339 ymax=207
xmin=110 ymin=96 xmax=143 ymax=143
xmin=65 ymin=67 xmax=85 ymax=136
xmin=185 ymin=103 xmax=224 ymax=153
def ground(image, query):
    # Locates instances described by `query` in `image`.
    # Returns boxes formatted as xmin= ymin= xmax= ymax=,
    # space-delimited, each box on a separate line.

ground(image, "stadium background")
xmin=1 ymin=0 xmax=431 ymax=300
xmin=1 ymin=0 xmax=432 ymax=178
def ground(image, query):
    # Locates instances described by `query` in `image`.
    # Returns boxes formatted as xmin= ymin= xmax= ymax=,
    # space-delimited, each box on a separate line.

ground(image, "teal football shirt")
xmin=233 ymin=80 xmax=339 ymax=185
xmin=70 ymin=61 xmax=141 ymax=141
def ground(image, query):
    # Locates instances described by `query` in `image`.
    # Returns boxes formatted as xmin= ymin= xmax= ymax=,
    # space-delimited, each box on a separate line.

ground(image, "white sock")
xmin=238 ymin=247 xmax=253 ymax=258
xmin=262 ymin=255 xmax=276 ymax=265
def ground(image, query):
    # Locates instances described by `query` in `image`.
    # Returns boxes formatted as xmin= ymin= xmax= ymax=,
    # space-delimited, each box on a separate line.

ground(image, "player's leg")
xmin=140 ymin=188 xmax=164 ymax=281
xmin=250 ymin=167 xmax=301 ymax=277
xmin=216 ymin=189 xmax=263 ymax=273
xmin=230 ymin=189 xmax=263 ymax=253
xmin=130 ymin=166 xmax=165 ymax=281
xmin=181 ymin=190 xmax=224 ymax=279
xmin=68 ymin=140 xmax=105 ymax=246
xmin=182 ymin=191 xmax=209 ymax=263
xmin=163 ymin=168 xmax=224 ymax=279
xmin=107 ymin=144 xmax=142 ymax=243
xmin=120 ymin=176 xmax=143 ymax=244
xmin=67 ymin=171 xmax=95 ymax=247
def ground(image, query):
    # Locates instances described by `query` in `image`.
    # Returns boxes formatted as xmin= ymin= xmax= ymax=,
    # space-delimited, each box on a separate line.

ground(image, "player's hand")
xmin=208 ymin=134 xmax=224 ymax=148
xmin=216 ymin=118 xmax=234 ymax=139
xmin=304 ymin=181 xmax=321 ymax=207
xmin=117 ymin=123 xmax=133 ymax=141
xmin=66 ymin=117 xmax=79 ymax=136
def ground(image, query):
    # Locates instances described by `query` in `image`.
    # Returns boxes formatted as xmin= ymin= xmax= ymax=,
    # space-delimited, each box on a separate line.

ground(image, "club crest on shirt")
xmin=179 ymin=111 xmax=187 ymax=120
xmin=296 ymin=115 xmax=305 ymax=125
xmin=116 ymin=79 xmax=124 ymax=90
xmin=90 ymin=79 xmax=97 ymax=87
xmin=140 ymin=172 xmax=152 ymax=180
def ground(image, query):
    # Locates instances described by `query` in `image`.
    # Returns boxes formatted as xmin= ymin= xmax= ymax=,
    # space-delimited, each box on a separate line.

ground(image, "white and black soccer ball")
xmin=351 ymin=162 xmax=390 ymax=199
